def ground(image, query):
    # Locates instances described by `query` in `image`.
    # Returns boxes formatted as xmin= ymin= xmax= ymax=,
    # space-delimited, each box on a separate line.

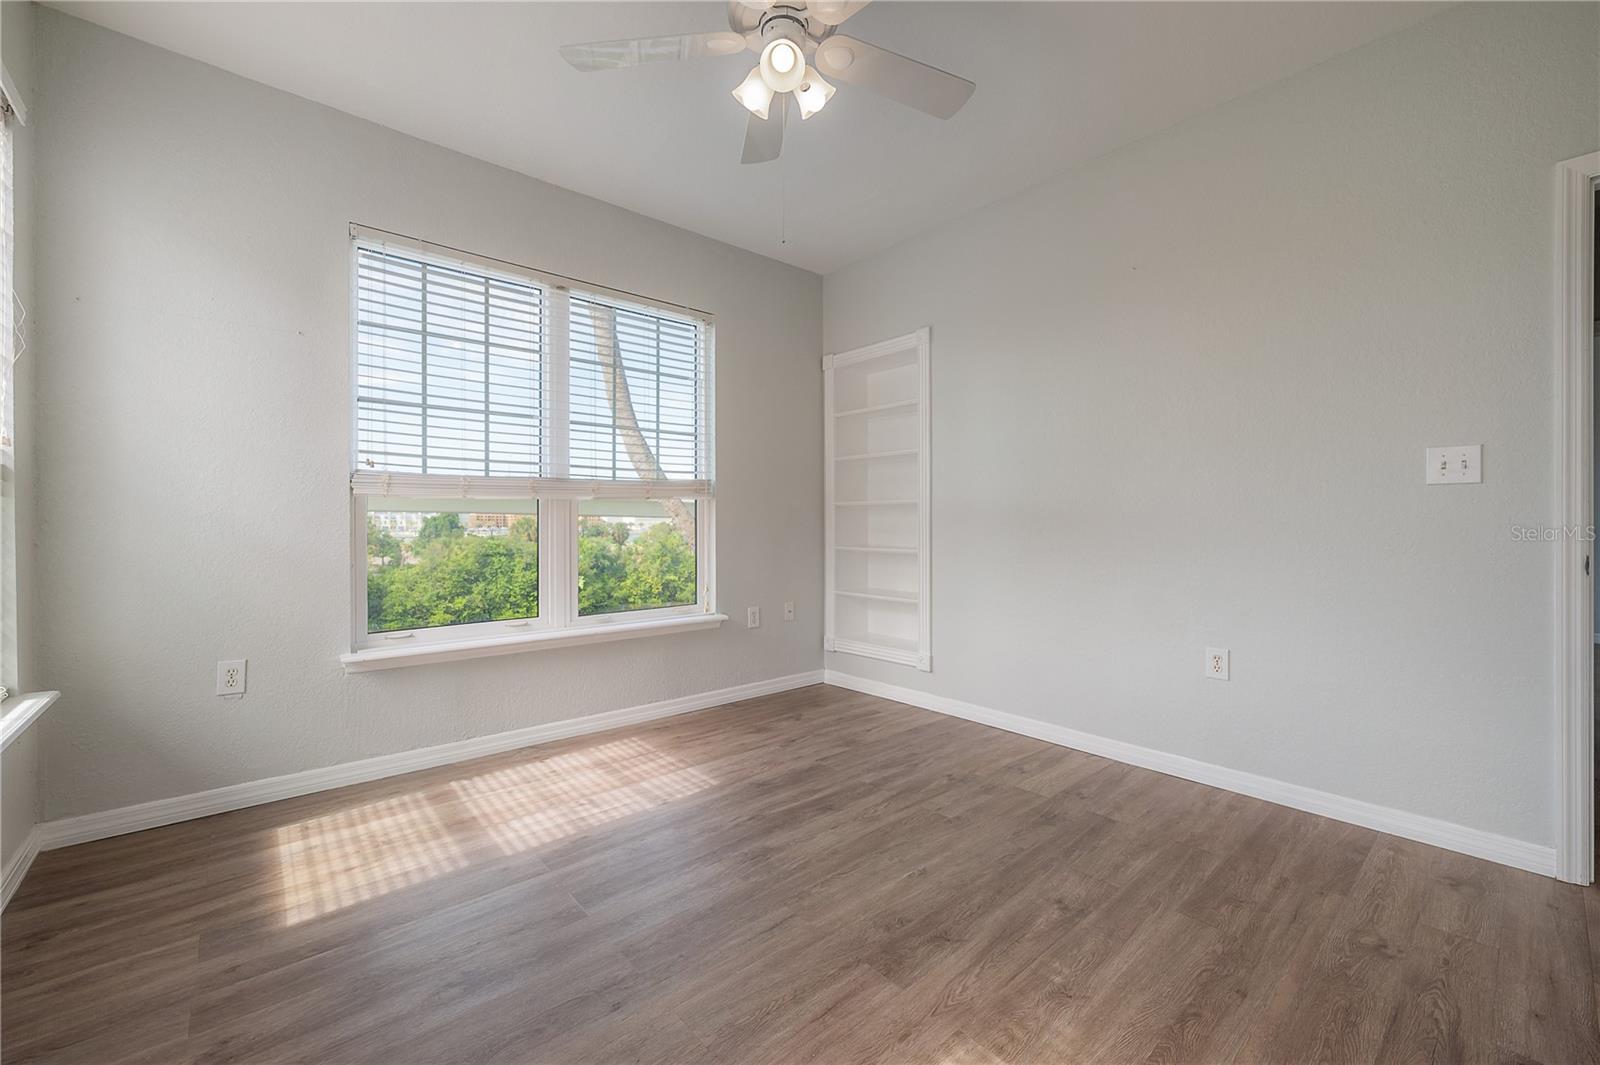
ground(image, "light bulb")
xmin=793 ymin=70 xmax=836 ymax=120
xmin=758 ymin=38 xmax=806 ymax=93
xmin=731 ymin=66 xmax=774 ymax=120
xmin=770 ymin=40 xmax=798 ymax=74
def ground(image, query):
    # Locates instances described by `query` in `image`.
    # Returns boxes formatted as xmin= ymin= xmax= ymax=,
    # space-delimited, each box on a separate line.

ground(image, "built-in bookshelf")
xmin=823 ymin=328 xmax=930 ymax=671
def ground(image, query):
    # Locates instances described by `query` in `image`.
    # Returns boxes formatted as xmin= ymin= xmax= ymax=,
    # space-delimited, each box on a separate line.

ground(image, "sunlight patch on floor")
xmin=274 ymin=738 xmax=717 ymax=924
xmin=451 ymin=737 xmax=717 ymax=854
xmin=275 ymin=791 xmax=467 ymax=925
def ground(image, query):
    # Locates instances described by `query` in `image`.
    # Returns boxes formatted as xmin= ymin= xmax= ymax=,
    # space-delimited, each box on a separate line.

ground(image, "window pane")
xmin=366 ymin=506 xmax=538 ymax=633
xmin=577 ymin=500 xmax=697 ymax=616
xmin=355 ymin=246 xmax=544 ymax=476
xmin=568 ymin=295 xmax=705 ymax=482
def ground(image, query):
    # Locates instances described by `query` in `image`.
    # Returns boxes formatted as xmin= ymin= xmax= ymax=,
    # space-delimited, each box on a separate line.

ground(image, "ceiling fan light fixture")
xmin=731 ymin=65 xmax=774 ymax=120
xmin=557 ymin=1 xmax=978 ymax=166
xmin=794 ymin=71 xmax=836 ymax=120
xmin=758 ymin=38 xmax=806 ymax=93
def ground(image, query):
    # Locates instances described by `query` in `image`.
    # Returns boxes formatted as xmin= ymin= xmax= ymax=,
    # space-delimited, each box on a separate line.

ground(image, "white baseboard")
xmin=2 ymin=825 xmax=41 ymax=911
xmin=37 ymin=670 xmax=825 ymax=852
xmin=824 ymin=670 xmax=1556 ymax=878
xmin=31 ymin=667 xmax=1556 ymax=881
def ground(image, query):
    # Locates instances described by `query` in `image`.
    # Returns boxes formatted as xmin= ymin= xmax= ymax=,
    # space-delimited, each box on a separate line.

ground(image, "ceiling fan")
xmin=559 ymin=1 xmax=976 ymax=165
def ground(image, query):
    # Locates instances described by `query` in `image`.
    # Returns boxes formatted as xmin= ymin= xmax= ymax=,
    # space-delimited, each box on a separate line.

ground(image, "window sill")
xmin=341 ymin=613 xmax=729 ymax=673
xmin=1 ymin=691 xmax=60 ymax=753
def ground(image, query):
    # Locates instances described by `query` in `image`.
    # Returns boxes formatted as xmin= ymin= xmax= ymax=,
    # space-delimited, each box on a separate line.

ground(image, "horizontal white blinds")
xmin=356 ymin=245 xmax=545 ymax=477
xmin=350 ymin=470 xmax=711 ymax=501
xmin=569 ymin=293 xmax=707 ymax=483
xmin=352 ymin=237 xmax=711 ymax=498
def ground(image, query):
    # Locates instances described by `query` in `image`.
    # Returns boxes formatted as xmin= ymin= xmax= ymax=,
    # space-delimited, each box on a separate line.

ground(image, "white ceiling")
xmin=55 ymin=1 xmax=1445 ymax=273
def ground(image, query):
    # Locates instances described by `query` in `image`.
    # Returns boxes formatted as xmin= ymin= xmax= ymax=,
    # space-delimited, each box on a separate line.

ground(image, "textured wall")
xmin=30 ymin=9 xmax=822 ymax=820
xmin=2 ymin=728 xmax=36 ymax=872
xmin=823 ymin=2 xmax=1598 ymax=848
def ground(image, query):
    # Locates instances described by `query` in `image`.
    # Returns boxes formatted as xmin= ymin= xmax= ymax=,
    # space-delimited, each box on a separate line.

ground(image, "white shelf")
xmin=824 ymin=328 xmax=931 ymax=673
xmin=834 ymin=398 xmax=918 ymax=418
xmin=836 ymin=587 xmax=918 ymax=604
xmin=834 ymin=499 xmax=918 ymax=508
xmin=835 ymin=449 xmax=918 ymax=462
xmin=835 ymin=631 xmax=919 ymax=654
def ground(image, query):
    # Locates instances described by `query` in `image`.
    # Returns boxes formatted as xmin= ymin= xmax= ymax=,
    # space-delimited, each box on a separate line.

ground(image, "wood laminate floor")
xmin=3 ymin=684 xmax=1598 ymax=1065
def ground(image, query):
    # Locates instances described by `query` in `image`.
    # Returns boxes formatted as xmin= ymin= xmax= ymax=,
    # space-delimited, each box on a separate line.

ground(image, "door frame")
xmin=1555 ymin=151 xmax=1599 ymax=884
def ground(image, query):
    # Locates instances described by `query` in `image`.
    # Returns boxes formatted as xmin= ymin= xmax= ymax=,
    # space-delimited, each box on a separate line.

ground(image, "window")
xmin=0 ymin=92 xmax=17 ymax=699
xmin=366 ymin=504 xmax=539 ymax=633
xmin=347 ymin=229 xmax=715 ymax=665
xmin=578 ymin=500 xmax=697 ymax=616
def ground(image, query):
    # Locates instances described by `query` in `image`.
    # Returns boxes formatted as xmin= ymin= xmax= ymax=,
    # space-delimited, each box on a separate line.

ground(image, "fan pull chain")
xmin=779 ymin=98 xmax=789 ymax=246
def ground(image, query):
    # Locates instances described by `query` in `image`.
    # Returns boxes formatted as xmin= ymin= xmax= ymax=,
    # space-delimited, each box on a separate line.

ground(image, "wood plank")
xmin=1373 ymin=924 xmax=1494 ymax=1065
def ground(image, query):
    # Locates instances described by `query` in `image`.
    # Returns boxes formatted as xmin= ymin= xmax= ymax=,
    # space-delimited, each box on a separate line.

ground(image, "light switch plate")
xmin=1425 ymin=445 xmax=1482 ymax=485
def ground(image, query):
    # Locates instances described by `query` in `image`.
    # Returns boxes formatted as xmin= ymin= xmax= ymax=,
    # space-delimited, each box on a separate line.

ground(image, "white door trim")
xmin=1555 ymin=151 xmax=1599 ymax=884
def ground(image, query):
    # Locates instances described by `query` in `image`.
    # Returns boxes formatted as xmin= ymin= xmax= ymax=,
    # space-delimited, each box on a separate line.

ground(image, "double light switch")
xmin=1425 ymin=445 xmax=1482 ymax=485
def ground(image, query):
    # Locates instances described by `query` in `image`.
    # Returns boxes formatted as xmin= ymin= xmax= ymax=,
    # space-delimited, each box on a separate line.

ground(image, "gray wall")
xmin=823 ymin=2 xmax=1598 ymax=848
xmin=30 ymin=8 xmax=823 ymax=821
xmin=2 ymin=0 xmax=40 ymax=873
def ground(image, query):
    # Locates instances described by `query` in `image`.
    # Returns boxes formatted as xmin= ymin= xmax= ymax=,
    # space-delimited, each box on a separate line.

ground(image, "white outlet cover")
xmin=783 ymin=601 xmax=795 ymax=621
xmin=216 ymin=659 xmax=247 ymax=696
xmin=1424 ymin=445 xmax=1482 ymax=485
xmin=1205 ymin=648 xmax=1229 ymax=681
xmin=746 ymin=606 xmax=760 ymax=628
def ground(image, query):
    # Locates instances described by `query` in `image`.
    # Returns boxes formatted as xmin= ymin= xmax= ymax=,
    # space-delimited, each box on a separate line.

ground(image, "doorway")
xmin=1557 ymin=151 xmax=1600 ymax=884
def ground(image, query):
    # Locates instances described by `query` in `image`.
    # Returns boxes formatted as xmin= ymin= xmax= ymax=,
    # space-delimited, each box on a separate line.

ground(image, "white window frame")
xmin=0 ymin=83 xmax=20 ymax=702
xmin=563 ymin=495 xmax=715 ymax=632
xmin=343 ymin=227 xmax=719 ymax=672
xmin=351 ymin=496 xmax=558 ymax=652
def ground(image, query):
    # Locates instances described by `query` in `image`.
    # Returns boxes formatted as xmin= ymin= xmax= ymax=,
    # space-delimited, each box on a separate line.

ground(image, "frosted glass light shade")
xmin=731 ymin=66 xmax=774 ymax=120
xmin=759 ymin=38 xmax=806 ymax=93
xmin=769 ymin=39 xmax=798 ymax=74
xmin=794 ymin=71 xmax=836 ymax=120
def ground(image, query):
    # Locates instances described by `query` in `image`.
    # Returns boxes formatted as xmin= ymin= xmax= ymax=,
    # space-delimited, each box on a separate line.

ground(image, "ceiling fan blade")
xmin=741 ymin=99 xmax=785 ymax=164
xmin=560 ymin=31 xmax=745 ymax=71
xmin=807 ymin=1 xmax=871 ymax=26
xmin=811 ymin=34 xmax=975 ymax=119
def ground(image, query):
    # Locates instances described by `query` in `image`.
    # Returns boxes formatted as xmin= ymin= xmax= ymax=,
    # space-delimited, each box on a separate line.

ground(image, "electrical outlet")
xmin=216 ymin=659 xmax=247 ymax=696
xmin=747 ymin=606 xmax=760 ymax=628
xmin=783 ymin=601 xmax=795 ymax=621
xmin=1205 ymin=648 xmax=1229 ymax=681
